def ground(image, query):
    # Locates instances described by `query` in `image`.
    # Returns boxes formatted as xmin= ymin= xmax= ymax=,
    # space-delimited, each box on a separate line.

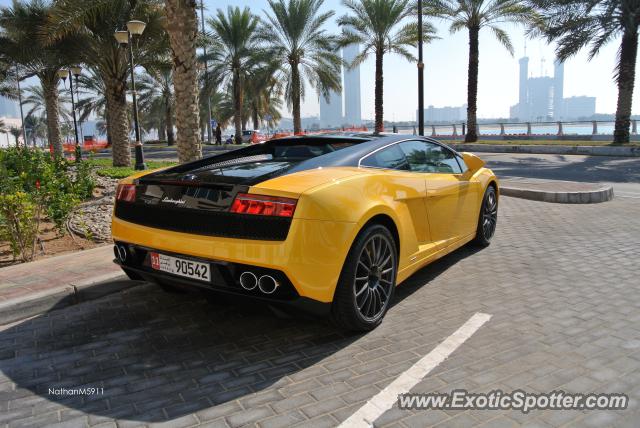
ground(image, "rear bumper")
xmin=111 ymin=215 xmax=358 ymax=303
xmin=114 ymin=251 xmax=331 ymax=317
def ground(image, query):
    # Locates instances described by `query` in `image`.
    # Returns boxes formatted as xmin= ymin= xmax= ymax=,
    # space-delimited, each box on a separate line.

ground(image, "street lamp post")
xmin=200 ymin=0 xmax=213 ymax=145
xmin=115 ymin=19 xmax=146 ymax=170
xmin=417 ymin=0 xmax=425 ymax=136
xmin=57 ymin=68 xmax=81 ymax=162
xmin=14 ymin=66 xmax=28 ymax=146
xmin=71 ymin=66 xmax=84 ymax=144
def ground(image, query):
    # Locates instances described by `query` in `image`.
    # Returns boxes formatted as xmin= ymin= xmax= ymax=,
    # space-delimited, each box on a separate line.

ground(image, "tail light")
xmin=230 ymin=193 xmax=297 ymax=217
xmin=116 ymin=184 xmax=136 ymax=203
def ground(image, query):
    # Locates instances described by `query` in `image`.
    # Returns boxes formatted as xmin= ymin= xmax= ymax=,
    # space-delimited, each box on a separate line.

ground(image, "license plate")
xmin=149 ymin=252 xmax=211 ymax=282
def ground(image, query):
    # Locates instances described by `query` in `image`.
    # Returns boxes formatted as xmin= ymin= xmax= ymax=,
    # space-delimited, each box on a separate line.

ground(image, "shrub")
xmin=0 ymin=147 xmax=96 ymax=262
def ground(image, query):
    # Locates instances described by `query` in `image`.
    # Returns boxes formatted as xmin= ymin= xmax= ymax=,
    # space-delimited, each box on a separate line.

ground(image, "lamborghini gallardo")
xmin=112 ymin=134 xmax=498 ymax=330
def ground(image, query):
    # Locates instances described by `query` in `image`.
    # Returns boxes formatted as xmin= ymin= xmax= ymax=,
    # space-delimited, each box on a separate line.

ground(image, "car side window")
xmin=360 ymin=145 xmax=410 ymax=170
xmin=455 ymin=154 xmax=468 ymax=173
xmin=398 ymin=141 xmax=463 ymax=174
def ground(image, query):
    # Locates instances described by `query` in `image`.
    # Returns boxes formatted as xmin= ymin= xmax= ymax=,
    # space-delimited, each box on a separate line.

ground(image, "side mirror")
xmin=461 ymin=152 xmax=485 ymax=174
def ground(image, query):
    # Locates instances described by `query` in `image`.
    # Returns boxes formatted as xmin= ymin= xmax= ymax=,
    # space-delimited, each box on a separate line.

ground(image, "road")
xmin=1 ymin=196 xmax=639 ymax=427
xmin=481 ymin=153 xmax=640 ymax=198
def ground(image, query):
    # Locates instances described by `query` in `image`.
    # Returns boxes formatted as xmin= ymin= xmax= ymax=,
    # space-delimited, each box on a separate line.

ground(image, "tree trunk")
xmin=164 ymin=0 xmax=202 ymax=162
xmin=165 ymin=101 xmax=175 ymax=145
xmin=104 ymin=96 xmax=113 ymax=148
xmin=233 ymin=70 xmax=243 ymax=142
xmin=252 ymin=103 xmax=259 ymax=131
xmin=105 ymin=77 xmax=131 ymax=167
xmin=41 ymin=72 xmax=63 ymax=157
xmin=613 ymin=26 xmax=638 ymax=144
xmin=465 ymin=26 xmax=480 ymax=143
xmin=374 ymin=49 xmax=384 ymax=133
xmin=158 ymin=117 xmax=166 ymax=141
xmin=291 ymin=60 xmax=302 ymax=134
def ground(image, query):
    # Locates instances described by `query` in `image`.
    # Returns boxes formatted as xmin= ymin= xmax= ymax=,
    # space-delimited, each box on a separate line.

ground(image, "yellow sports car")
xmin=112 ymin=134 xmax=498 ymax=330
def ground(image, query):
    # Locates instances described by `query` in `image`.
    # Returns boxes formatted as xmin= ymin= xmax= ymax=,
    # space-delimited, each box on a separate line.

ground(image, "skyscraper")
xmin=343 ymin=44 xmax=362 ymax=125
xmin=319 ymin=85 xmax=343 ymax=128
xmin=553 ymin=60 xmax=564 ymax=120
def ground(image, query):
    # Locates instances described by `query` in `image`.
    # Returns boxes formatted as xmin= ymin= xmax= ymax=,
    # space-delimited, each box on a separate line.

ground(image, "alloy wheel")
xmin=482 ymin=189 xmax=498 ymax=241
xmin=353 ymin=234 xmax=395 ymax=321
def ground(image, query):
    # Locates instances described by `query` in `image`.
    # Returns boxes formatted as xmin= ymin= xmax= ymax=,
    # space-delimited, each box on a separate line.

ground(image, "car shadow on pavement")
xmin=0 ymin=245 xmax=483 ymax=424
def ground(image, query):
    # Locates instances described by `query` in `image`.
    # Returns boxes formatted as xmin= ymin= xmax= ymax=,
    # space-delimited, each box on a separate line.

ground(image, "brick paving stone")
xmin=0 ymin=196 xmax=638 ymax=427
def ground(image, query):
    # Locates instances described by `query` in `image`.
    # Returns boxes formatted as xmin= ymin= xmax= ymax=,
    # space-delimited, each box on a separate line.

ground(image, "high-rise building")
xmin=553 ymin=60 xmax=564 ymax=120
xmin=343 ymin=44 xmax=362 ymax=125
xmin=510 ymin=56 xmax=594 ymax=121
xmin=319 ymin=87 xmax=343 ymax=128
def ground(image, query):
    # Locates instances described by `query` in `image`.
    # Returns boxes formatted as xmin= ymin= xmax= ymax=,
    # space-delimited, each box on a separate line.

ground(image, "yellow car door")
xmin=396 ymin=140 xmax=472 ymax=249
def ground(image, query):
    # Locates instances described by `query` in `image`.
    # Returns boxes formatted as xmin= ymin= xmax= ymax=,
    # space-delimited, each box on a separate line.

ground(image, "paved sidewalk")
xmin=0 ymin=246 xmax=120 ymax=303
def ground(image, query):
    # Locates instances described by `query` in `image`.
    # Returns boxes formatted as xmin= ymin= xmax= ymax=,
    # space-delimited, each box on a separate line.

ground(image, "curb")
xmin=0 ymin=271 xmax=144 ymax=325
xmin=500 ymin=183 xmax=614 ymax=204
xmin=450 ymin=143 xmax=640 ymax=157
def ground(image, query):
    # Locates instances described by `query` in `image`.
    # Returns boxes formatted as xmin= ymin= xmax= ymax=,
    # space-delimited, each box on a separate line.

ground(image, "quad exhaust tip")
xmin=258 ymin=275 xmax=279 ymax=294
xmin=239 ymin=272 xmax=280 ymax=294
xmin=115 ymin=245 xmax=127 ymax=263
xmin=239 ymin=271 xmax=258 ymax=291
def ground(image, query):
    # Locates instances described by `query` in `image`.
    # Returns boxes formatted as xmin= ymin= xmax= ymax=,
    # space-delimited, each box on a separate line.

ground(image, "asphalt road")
xmin=481 ymin=153 xmax=640 ymax=198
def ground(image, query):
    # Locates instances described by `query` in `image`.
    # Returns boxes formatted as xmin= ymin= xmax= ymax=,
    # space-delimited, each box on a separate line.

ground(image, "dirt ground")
xmin=0 ymin=217 xmax=105 ymax=268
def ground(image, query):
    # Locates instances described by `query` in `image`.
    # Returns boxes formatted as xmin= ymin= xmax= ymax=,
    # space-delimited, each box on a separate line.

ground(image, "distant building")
xmin=510 ymin=57 xmax=596 ymax=121
xmin=319 ymin=87 xmax=343 ymax=128
xmin=319 ymin=44 xmax=363 ymax=128
xmin=417 ymin=104 xmax=466 ymax=123
xmin=563 ymin=96 xmax=596 ymax=119
xmin=343 ymin=44 xmax=362 ymax=125
xmin=0 ymin=117 xmax=22 ymax=148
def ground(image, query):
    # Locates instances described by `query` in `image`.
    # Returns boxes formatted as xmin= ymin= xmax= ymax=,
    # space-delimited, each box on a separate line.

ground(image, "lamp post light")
xmin=57 ymin=67 xmax=82 ymax=162
xmin=70 ymin=66 xmax=84 ymax=144
xmin=200 ymin=0 xmax=213 ymax=145
xmin=115 ymin=19 xmax=146 ymax=170
xmin=14 ymin=66 xmax=28 ymax=147
xmin=417 ymin=0 xmax=425 ymax=136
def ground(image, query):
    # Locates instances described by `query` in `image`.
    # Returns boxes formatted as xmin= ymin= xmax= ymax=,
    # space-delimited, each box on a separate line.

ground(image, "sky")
xmin=1 ymin=0 xmax=636 ymax=122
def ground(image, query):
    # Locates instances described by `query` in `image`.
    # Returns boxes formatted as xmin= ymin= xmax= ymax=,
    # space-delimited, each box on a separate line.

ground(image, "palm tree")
xmin=23 ymin=84 xmax=71 ymax=123
xmin=24 ymin=114 xmax=47 ymax=147
xmin=47 ymin=0 xmax=167 ymax=166
xmin=433 ymin=0 xmax=535 ymax=142
xmin=207 ymin=6 xmax=262 ymax=143
xmin=245 ymin=61 xmax=283 ymax=130
xmin=137 ymin=63 xmax=175 ymax=145
xmin=9 ymin=127 xmax=21 ymax=147
xmin=260 ymin=0 xmax=342 ymax=134
xmin=531 ymin=0 xmax=639 ymax=144
xmin=339 ymin=0 xmax=435 ymax=133
xmin=0 ymin=0 xmax=79 ymax=156
xmin=163 ymin=0 xmax=202 ymax=162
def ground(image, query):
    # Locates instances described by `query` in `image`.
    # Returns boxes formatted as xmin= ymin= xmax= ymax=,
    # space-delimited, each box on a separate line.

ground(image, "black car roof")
xmin=163 ymin=133 xmax=455 ymax=177
xmin=275 ymin=133 xmax=456 ymax=172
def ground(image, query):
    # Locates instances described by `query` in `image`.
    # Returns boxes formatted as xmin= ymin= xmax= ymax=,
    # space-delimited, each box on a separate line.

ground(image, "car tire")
xmin=473 ymin=185 xmax=498 ymax=247
xmin=332 ymin=224 xmax=397 ymax=332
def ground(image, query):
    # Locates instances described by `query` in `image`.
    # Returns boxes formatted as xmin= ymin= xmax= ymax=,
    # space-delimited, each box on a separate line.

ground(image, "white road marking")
xmin=339 ymin=312 xmax=492 ymax=428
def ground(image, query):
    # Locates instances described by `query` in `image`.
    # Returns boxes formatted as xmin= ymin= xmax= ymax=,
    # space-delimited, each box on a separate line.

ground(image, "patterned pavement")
xmin=0 ymin=195 xmax=639 ymax=428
